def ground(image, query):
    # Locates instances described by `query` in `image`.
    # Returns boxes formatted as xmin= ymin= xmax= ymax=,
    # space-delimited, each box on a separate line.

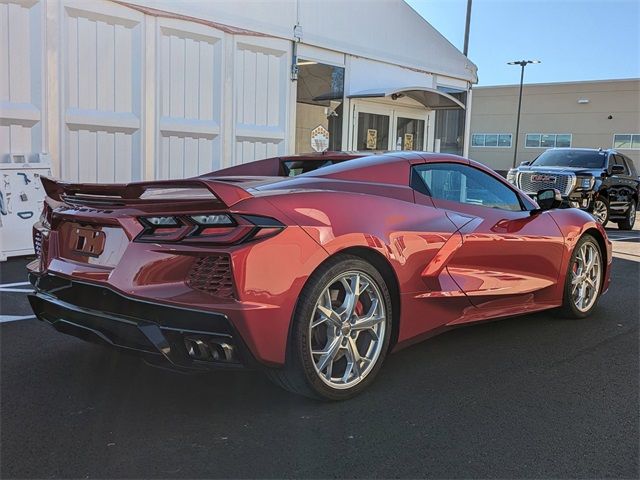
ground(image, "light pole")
xmin=508 ymin=59 xmax=540 ymax=168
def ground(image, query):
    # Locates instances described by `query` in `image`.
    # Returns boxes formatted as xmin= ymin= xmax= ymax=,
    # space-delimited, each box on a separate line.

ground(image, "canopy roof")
xmin=348 ymin=86 xmax=465 ymax=110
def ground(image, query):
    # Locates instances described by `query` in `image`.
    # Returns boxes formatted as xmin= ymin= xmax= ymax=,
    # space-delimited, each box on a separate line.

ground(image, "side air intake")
xmin=186 ymin=255 xmax=235 ymax=299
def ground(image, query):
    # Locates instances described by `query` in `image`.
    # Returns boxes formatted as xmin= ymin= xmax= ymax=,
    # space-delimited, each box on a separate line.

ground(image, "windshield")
xmin=530 ymin=150 xmax=606 ymax=168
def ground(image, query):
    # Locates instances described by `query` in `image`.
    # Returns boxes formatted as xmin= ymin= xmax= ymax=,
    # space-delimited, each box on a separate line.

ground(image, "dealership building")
xmin=469 ymin=78 xmax=640 ymax=172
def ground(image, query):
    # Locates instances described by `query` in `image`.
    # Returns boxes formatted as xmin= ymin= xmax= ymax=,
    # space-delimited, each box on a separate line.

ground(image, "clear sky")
xmin=406 ymin=0 xmax=640 ymax=86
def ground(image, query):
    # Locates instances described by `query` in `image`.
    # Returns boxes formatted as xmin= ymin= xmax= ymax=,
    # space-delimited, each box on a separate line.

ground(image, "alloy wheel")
xmin=592 ymin=200 xmax=608 ymax=224
xmin=308 ymin=271 xmax=386 ymax=389
xmin=570 ymin=241 xmax=602 ymax=313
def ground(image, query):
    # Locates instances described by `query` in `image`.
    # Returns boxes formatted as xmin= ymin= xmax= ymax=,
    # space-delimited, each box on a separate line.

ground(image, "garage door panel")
xmin=0 ymin=3 xmax=9 ymax=102
xmin=62 ymin=1 xmax=142 ymax=182
xmin=96 ymin=130 xmax=114 ymax=182
xmin=76 ymin=16 xmax=97 ymax=110
xmin=157 ymin=20 xmax=223 ymax=179
xmin=114 ymin=131 xmax=133 ymax=183
xmin=77 ymin=130 xmax=97 ymax=183
xmin=0 ymin=0 xmax=43 ymax=162
xmin=234 ymin=38 xmax=289 ymax=164
xmin=96 ymin=20 xmax=115 ymax=111
xmin=7 ymin=1 xmax=31 ymax=104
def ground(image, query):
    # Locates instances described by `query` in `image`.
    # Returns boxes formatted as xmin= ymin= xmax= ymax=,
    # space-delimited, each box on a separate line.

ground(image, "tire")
xmin=591 ymin=197 xmax=609 ymax=227
xmin=266 ymin=254 xmax=393 ymax=400
xmin=557 ymin=234 xmax=604 ymax=319
xmin=617 ymin=200 xmax=637 ymax=231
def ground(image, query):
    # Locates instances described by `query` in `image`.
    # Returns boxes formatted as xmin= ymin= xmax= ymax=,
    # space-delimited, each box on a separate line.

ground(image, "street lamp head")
xmin=508 ymin=59 xmax=541 ymax=66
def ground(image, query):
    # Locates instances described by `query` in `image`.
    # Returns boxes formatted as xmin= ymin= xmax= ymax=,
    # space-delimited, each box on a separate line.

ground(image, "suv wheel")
xmin=592 ymin=198 xmax=609 ymax=227
xmin=617 ymin=200 xmax=637 ymax=231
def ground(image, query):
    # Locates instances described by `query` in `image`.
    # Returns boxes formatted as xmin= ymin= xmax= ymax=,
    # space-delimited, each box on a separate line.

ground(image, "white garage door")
xmin=0 ymin=0 xmax=292 ymax=183
xmin=0 ymin=0 xmax=45 ymax=164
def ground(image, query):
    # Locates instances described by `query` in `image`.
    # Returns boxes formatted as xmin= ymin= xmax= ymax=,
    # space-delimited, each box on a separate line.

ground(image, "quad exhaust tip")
xmin=184 ymin=336 xmax=236 ymax=363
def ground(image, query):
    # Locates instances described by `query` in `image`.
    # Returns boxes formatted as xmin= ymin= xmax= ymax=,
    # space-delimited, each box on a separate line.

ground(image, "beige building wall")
xmin=469 ymin=79 xmax=640 ymax=172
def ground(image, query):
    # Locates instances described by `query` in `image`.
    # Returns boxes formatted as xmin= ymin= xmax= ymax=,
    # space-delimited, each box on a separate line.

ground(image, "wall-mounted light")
xmin=577 ymin=98 xmax=590 ymax=104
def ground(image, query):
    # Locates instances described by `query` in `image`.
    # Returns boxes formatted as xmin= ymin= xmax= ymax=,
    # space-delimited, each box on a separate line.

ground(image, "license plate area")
xmin=57 ymin=222 xmax=129 ymax=267
xmin=72 ymin=227 xmax=106 ymax=257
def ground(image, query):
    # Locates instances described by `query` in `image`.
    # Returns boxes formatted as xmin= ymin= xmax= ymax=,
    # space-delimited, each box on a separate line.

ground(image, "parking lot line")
xmin=0 ymin=315 xmax=36 ymax=323
xmin=0 ymin=281 xmax=30 ymax=288
xmin=608 ymin=236 xmax=640 ymax=241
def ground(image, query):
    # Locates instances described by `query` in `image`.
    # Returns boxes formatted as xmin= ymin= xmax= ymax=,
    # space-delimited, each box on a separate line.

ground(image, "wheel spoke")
xmin=579 ymin=283 xmax=588 ymax=310
xmin=315 ymin=291 xmax=342 ymax=328
xmin=313 ymin=337 xmax=341 ymax=372
xmin=353 ymin=298 xmax=384 ymax=331
xmin=347 ymin=338 xmax=362 ymax=379
xmin=338 ymin=276 xmax=356 ymax=319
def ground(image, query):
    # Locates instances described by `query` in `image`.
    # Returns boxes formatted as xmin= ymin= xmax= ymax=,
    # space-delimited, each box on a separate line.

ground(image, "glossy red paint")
xmin=29 ymin=152 xmax=612 ymax=367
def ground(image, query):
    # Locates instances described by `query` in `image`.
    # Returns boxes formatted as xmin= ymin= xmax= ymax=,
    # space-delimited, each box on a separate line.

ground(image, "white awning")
xmin=348 ymin=86 xmax=465 ymax=110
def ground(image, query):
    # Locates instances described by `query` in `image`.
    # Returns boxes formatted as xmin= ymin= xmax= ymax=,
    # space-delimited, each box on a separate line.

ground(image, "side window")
xmin=414 ymin=163 xmax=523 ymax=211
xmin=623 ymin=156 xmax=638 ymax=177
xmin=614 ymin=155 xmax=629 ymax=174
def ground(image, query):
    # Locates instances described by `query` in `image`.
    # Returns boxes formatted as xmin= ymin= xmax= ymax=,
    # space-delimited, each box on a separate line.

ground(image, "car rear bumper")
xmin=28 ymin=272 xmax=258 ymax=371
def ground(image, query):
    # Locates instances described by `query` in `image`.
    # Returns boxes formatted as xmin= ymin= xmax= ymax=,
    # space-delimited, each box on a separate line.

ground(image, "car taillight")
xmin=136 ymin=214 xmax=284 ymax=245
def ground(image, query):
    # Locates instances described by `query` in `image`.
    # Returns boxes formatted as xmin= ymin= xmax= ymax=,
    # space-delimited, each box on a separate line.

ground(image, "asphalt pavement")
xmin=1 ymin=228 xmax=638 ymax=478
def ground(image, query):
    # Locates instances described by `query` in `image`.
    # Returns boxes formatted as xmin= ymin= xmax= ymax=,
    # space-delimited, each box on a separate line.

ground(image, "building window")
xmin=471 ymin=133 xmax=512 ymax=148
xmin=525 ymin=133 xmax=572 ymax=148
xmin=613 ymin=134 xmax=640 ymax=149
xmin=295 ymin=60 xmax=345 ymax=153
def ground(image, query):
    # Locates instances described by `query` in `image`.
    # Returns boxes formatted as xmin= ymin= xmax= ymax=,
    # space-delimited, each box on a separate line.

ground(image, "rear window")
xmin=282 ymin=160 xmax=340 ymax=176
xmin=531 ymin=150 xmax=606 ymax=168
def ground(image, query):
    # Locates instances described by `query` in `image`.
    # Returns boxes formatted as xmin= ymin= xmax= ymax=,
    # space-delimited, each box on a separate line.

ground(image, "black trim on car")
xmin=28 ymin=273 xmax=258 ymax=371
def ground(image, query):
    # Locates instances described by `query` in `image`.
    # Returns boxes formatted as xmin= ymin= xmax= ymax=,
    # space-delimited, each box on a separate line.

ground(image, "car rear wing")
xmin=40 ymin=176 xmax=252 ymax=208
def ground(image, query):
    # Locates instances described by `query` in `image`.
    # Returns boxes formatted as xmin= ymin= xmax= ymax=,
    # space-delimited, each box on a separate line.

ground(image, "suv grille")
xmin=186 ymin=255 xmax=235 ymax=299
xmin=518 ymin=172 xmax=574 ymax=196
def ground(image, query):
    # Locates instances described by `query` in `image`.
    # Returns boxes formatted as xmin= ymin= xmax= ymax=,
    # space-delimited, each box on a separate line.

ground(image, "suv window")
xmin=611 ymin=154 xmax=629 ymax=175
xmin=414 ymin=163 xmax=523 ymax=211
xmin=622 ymin=156 xmax=638 ymax=177
xmin=531 ymin=149 xmax=606 ymax=168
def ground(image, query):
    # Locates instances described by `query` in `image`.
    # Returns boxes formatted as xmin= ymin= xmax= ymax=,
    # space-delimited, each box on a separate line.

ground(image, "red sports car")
xmin=28 ymin=152 xmax=612 ymax=400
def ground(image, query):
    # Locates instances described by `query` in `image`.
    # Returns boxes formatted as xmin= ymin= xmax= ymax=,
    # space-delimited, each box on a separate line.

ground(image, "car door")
xmin=412 ymin=162 xmax=566 ymax=321
xmin=622 ymin=155 xmax=640 ymax=204
xmin=609 ymin=154 xmax=637 ymax=213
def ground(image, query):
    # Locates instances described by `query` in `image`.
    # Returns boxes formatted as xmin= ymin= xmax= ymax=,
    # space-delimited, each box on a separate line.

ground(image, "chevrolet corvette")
xmin=28 ymin=152 xmax=612 ymax=400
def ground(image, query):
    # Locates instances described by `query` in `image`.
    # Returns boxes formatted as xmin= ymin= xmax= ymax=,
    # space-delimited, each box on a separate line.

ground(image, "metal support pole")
xmin=512 ymin=63 xmax=525 ymax=168
xmin=463 ymin=0 xmax=472 ymax=56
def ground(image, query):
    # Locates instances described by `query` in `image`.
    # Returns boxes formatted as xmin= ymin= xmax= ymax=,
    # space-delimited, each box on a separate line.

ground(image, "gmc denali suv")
xmin=507 ymin=148 xmax=639 ymax=229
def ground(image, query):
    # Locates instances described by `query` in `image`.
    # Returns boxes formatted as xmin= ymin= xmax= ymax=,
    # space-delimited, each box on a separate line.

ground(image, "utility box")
xmin=0 ymin=154 xmax=51 ymax=261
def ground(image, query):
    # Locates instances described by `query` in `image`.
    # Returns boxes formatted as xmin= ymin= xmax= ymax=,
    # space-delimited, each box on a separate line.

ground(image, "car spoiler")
xmin=40 ymin=176 xmax=252 ymax=208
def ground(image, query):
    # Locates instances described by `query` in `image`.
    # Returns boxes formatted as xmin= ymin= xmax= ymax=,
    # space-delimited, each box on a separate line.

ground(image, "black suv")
xmin=507 ymin=148 xmax=639 ymax=229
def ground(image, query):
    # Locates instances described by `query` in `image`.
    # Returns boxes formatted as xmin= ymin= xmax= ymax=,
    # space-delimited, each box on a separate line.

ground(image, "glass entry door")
xmin=352 ymin=101 xmax=429 ymax=151
xmin=356 ymin=112 xmax=390 ymax=151
xmin=394 ymin=116 xmax=425 ymax=151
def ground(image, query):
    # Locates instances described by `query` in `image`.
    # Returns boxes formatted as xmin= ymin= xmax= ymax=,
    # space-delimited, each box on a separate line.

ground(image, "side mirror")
xmin=610 ymin=165 xmax=625 ymax=175
xmin=531 ymin=188 xmax=562 ymax=215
